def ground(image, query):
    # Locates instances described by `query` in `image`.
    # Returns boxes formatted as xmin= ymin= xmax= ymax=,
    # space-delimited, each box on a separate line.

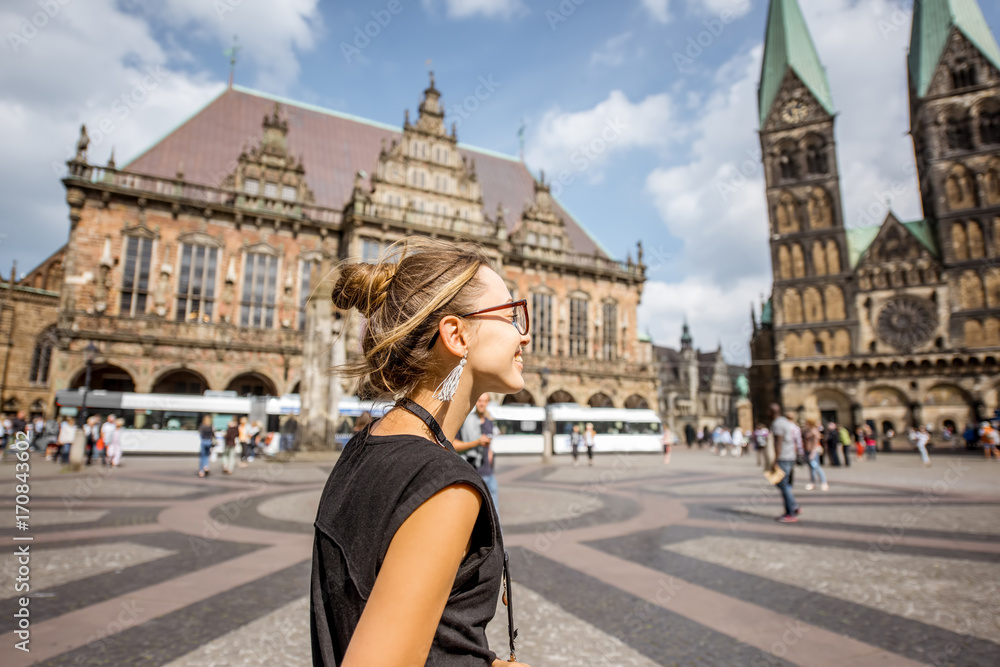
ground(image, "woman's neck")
xmin=371 ymin=386 xmax=477 ymax=443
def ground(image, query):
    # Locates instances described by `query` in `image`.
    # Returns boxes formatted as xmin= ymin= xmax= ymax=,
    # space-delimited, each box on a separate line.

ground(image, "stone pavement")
xmin=1 ymin=447 xmax=998 ymax=666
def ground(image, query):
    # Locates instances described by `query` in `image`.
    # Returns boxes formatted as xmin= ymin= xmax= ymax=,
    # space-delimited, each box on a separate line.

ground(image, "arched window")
xmin=783 ymin=289 xmax=803 ymax=325
xmin=952 ymin=222 xmax=968 ymax=260
xmin=965 ymin=320 xmax=984 ymax=347
xmin=778 ymin=245 xmax=792 ymax=279
xmin=960 ymin=271 xmax=985 ymax=310
xmin=120 ymin=235 xmax=153 ymax=317
xmin=986 ymin=269 xmax=1000 ymax=309
xmin=945 ymin=112 xmax=973 ymax=150
xmin=967 ymin=221 xmax=985 ymax=259
xmin=240 ymin=252 xmax=279 ymax=329
xmin=775 ymin=193 xmax=799 ymax=234
xmin=776 ymin=141 xmax=800 ymax=181
xmin=805 ymin=135 xmax=828 ymax=174
xmin=951 ymin=59 xmax=978 ymax=90
xmin=812 ymin=241 xmax=827 ymax=276
xmin=803 ymin=286 xmax=824 ymax=323
xmin=824 ymin=285 xmax=845 ymax=321
xmin=945 ymin=166 xmax=976 ymax=210
xmin=29 ymin=327 xmax=56 ymax=384
xmin=826 ymin=240 xmax=841 ymax=274
xmin=791 ymin=244 xmax=806 ymax=278
xmin=807 ymin=188 xmax=833 ymax=229
xmin=985 ymin=165 xmax=1000 ymax=205
xmin=979 ymin=100 xmax=1000 ymax=145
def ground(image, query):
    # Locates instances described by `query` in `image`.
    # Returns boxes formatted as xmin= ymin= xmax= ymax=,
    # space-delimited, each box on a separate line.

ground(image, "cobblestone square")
xmin=2 ymin=448 xmax=998 ymax=666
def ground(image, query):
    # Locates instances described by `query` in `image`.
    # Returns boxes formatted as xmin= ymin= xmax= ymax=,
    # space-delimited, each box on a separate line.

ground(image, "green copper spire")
xmin=758 ymin=0 xmax=835 ymax=128
xmin=909 ymin=0 xmax=1000 ymax=98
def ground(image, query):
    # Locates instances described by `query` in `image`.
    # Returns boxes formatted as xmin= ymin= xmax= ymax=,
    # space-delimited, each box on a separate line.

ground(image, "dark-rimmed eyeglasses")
xmin=428 ymin=299 xmax=529 ymax=349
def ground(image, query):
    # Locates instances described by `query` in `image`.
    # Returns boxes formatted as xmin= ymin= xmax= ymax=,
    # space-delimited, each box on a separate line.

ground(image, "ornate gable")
xmin=762 ymin=70 xmax=832 ymax=133
xmin=509 ymin=173 xmax=570 ymax=256
xmin=926 ymin=27 xmax=1000 ymax=97
xmin=367 ymin=73 xmax=489 ymax=228
xmin=856 ymin=213 xmax=941 ymax=290
xmin=222 ymin=103 xmax=315 ymax=216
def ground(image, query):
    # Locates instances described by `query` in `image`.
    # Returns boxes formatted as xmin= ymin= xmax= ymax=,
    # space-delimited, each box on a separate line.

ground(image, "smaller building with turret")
xmin=654 ymin=322 xmax=748 ymax=437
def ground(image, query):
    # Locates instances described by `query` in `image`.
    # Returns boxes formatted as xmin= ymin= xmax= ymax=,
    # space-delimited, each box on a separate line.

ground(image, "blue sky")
xmin=2 ymin=0 xmax=999 ymax=364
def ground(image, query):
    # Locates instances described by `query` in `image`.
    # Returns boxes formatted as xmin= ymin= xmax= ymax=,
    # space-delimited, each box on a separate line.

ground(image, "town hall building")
xmin=3 ymin=75 xmax=656 ymax=447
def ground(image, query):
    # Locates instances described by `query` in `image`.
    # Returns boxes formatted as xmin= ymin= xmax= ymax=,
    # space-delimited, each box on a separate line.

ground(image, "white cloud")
xmin=639 ymin=277 xmax=764 ymax=364
xmin=139 ymin=0 xmax=323 ymax=92
xmin=423 ymin=0 xmax=526 ymax=20
xmin=638 ymin=0 xmax=924 ymax=362
xmin=801 ymin=0 xmax=921 ymax=227
xmin=641 ymin=0 xmax=672 ymax=24
xmin=525 ymin=90 xmax=678 ymax=184
xmin=688 ymin=0 xmax=752 ymax=19
xmin=591 ymin=32 xmax=633 ymax=66
xmin=0 ymin=0 xmax=227 ymax=275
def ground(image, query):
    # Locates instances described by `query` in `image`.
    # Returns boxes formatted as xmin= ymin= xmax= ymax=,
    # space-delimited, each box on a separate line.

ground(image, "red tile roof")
xmin=125 ymin=86 xmax=608 ymax=258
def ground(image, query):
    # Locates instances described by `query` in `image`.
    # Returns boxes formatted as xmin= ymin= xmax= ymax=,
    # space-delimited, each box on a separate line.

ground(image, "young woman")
xmin=311 ymin=240 xmax=531 ymax=667
xmin=662 ymin=425 xmax=674 ymax=465
xmin=802 ymin=419 xmax=828 ymax=491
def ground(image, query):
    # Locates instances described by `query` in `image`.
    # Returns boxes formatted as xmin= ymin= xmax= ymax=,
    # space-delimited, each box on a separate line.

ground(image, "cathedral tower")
xmin=758 ymin=0 xmax=855 ymax=373
xmin=908 ymin=0 xmax=1000 ymax=347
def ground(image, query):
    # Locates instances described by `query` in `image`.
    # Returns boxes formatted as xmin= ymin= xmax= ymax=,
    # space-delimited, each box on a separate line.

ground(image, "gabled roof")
xmin=848 ymin=214 xmax=940 ymax=268
xmin=124 ymin=86 xmax=607 ymax=257
xmin=908 ymin=0 xmax=1000 ymax=97
xmin=759 ymin=0 xmax=835 ymax=127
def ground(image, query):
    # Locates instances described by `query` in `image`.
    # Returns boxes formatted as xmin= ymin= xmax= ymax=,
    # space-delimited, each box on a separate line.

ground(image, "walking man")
xmin=768 ymin=404 xmax=800 ymax=523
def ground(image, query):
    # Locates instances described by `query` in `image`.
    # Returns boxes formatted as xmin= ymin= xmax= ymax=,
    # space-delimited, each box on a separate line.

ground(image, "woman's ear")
xmin=437 ymin=315 xmax=468 ymax=358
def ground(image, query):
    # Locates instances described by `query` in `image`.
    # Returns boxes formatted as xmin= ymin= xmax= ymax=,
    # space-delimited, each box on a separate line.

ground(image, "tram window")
xmin=592 ymin=421 xmax=625 ymax=435
xmin=626 ymin=421 xmax=663 ymax=435
xmin=140 ymin=410 xmax=201 ymax=430
xmin=555 ymin=421 xmax=580 ymax=434
xmin=494 ymin=419 xmax=543 ymax=435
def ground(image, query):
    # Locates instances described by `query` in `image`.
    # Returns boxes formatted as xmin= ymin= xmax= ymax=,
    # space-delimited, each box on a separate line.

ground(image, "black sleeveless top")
xmin=310 ymin=425 xmax=503 ymax=666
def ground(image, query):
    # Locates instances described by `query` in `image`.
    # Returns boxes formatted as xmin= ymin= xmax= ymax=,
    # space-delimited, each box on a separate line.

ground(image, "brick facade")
xmin=14 ymin=76 xmax=656 ymax=446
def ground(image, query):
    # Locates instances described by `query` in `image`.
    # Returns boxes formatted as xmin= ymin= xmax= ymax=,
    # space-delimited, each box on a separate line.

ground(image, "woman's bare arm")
xmin=342 ymin=483 xmax=482 ymax=667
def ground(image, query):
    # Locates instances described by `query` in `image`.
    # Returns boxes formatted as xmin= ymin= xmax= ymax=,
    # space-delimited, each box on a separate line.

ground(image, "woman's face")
xmin=466 ymin=267 xmax=530 ymax=395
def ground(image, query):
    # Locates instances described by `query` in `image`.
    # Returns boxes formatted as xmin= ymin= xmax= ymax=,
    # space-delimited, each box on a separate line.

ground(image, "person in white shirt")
xmin=768 ymin=404 xmax=800 ymax=523
xmin=731 ymin=428 xmax=745 ymax=457
xmin=718 ymin=427 xmax=733 ymax=457
xmin=100 ymin=415 xmax=117 ymax=466
xmin=911 ymin=425 xmax=931 ymax=466
xmin=57 ymin=416 xmax=78 ymax=464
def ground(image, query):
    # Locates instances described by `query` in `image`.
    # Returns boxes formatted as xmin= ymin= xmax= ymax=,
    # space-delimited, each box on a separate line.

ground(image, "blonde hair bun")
xmin=333 ymin=262 xmax=397 ymax=318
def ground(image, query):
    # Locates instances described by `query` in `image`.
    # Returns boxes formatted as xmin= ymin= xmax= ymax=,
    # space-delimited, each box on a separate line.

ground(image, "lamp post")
xmin=540 ymin=367 xmax=552 ymax=463
xmin=69 ymin=341 xmax=98 ymax=471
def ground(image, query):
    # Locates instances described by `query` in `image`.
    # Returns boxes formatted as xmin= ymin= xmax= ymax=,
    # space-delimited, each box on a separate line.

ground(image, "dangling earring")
xmin=433 ymin=352 xmax=467 ymax=402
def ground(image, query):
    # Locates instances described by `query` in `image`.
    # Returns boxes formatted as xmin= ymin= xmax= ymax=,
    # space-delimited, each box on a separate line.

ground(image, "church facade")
xmin=751 ymin=0 xmax=1000 ymax=435
xmin=13 ymin=75 xmax=656 ymax=445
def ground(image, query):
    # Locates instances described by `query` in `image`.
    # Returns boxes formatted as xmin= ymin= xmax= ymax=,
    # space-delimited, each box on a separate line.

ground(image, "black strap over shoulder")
xmin=396 ymin=398 xmax=452 ymax=449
